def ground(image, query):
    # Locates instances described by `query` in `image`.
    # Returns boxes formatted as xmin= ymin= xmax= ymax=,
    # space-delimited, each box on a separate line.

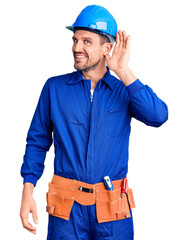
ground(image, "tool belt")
xmin=46 ymin=174 xmax=136 ymax=223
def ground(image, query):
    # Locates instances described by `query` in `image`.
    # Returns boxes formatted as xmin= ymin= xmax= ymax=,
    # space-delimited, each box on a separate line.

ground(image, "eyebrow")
xmin=72 ymin=36 xmax=94 ymax=41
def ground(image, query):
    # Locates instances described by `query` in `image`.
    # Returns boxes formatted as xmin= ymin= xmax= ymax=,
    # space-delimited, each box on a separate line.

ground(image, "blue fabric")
xmin=21 ymin=66 xmax=168 ymax=187
xmin=20 ymin=66 xmax=168 ymax=239
xmin=47 ymin=202 xmax=134 ymax=240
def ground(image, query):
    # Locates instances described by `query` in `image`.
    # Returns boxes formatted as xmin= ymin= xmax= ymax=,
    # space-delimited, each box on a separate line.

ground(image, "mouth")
xmin=74 ymin=53 xmax=88 ymax=61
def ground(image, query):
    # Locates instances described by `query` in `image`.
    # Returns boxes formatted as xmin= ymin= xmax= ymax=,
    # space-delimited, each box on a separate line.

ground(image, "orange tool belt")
xmin=46 ymin=174 xmax=136 ymax=223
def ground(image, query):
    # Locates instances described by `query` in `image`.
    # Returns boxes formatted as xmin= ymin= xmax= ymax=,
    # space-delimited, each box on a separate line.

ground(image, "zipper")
xmin=90 ymin=88 xmax=94 ymax=103
xmin=85 ymin=81 xmax=93 ymax=182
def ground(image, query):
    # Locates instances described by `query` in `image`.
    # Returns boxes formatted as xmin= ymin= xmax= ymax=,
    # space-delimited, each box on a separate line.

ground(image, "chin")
xmin=74 ymin=64 xmax=82 ymax=71
xmin=74 ymin=62 xmax=87 ymax=71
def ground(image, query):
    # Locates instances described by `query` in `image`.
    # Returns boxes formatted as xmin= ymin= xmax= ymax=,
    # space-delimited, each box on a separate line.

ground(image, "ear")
xmin=103 ymin=43 xmax=113 ymax=56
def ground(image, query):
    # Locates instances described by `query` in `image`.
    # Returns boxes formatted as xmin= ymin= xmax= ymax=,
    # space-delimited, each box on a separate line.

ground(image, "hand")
xmin=105 ymin=30 xmax=137 ymax=86
xmin=20 ymin=184 xmax=38 ymax=234
xmin=105 ymin=30 xmax=131 ymax=75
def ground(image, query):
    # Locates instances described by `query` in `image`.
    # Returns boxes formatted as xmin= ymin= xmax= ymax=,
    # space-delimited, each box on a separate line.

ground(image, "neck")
xmin=82 ymin=64 xmax=107 ymax=89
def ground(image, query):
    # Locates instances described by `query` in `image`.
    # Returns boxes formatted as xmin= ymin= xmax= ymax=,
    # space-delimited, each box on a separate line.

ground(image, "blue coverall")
xmin=21 ymin=66 xmax=168 ymax=239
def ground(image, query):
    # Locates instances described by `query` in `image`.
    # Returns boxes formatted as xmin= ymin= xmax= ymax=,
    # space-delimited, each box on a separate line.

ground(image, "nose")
xmin=73 ymin=41 xmax=83 ymax=52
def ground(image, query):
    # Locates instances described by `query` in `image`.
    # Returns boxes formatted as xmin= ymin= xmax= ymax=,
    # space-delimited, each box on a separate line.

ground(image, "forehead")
xmin=73 ymin=30 xmax=100 ymax=41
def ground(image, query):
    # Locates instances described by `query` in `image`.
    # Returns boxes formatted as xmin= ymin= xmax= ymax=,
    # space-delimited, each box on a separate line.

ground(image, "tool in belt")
xmin=46 ymin=174 xmax=136 ymax=223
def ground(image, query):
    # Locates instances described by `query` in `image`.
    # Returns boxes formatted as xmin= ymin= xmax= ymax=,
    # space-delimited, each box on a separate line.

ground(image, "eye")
xmin=84 ymin=40 xmax=91 ymax=44
xmin=73 ymin=38 xmax=78 ymax=43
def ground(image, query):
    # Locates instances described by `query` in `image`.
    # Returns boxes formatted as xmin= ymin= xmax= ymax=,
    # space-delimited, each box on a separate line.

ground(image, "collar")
xmin=66 ymin=66 xmax=115 ymax=90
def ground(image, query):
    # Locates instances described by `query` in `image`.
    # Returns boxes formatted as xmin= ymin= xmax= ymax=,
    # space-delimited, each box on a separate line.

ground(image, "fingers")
xmin=123 ymin=31 xmax=131 ymax=52
xmin=115 ymin=30 xmax=120 ymax=48
xmin=24 ymin=222 xmax=36 ymax=234
xmin=126 ymin=35 xmax=131 ymax=53
xmin=122 ymin=31 xmax=126 ymax=48
xmin=32 ymin=207 xmax=38 ymax=224
xmin=20 ymin=209 xmax=37 ymax=234
xmin=118 ymin=30 xmax=123 ymax=49
xmin=115 ymin=30 xmax=130 ymax=52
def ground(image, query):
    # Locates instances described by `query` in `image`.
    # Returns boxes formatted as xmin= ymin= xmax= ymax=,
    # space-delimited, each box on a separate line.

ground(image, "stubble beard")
xmin=74 ymin=58 xmax=101 ymax=72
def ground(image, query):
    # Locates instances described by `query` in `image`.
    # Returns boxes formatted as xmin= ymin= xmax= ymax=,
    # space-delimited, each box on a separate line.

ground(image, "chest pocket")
xmin=60 ymin=112 xmax=87 ymax=136
xmin=63 ymin=116 xmax=85 ymax=125
xmin=60 ymin=107 xmax=86 ymax=125
xmin=107 ymin=109 xmax=130 ymax=137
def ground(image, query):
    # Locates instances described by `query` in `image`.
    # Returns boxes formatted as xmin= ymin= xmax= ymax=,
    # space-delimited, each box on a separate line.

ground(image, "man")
xmin=20 ymin=4 xmax=168 ymax=240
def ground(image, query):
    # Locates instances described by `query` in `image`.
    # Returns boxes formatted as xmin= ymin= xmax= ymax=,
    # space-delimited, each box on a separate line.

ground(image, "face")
xmin=72 ymin=30 xmax=108 ymax=72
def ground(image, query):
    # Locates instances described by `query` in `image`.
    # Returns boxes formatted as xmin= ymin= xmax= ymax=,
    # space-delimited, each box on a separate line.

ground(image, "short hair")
xmin=99 ymin=34 xmax=111 ymax=45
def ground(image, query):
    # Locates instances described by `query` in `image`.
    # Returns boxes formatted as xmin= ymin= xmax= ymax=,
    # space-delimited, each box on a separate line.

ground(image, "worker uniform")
xmin=21 ymin=66 xmax=168 ymax=239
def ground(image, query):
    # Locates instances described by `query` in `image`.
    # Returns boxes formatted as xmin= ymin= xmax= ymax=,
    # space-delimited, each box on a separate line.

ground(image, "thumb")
xmin=105 ymin=54 xmax=111 ymax=62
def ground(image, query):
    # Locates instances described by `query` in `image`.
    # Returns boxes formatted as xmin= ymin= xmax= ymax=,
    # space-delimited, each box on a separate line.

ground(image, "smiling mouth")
xmin=74 ymin=53 xmax=87 ymax=61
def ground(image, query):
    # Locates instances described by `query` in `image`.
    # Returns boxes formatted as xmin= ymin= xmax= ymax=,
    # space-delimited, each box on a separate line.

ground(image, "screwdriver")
xmin=104 ymin=176 xmax=113 ymax=190
xmin=121 ymin=178 xmax=127 ymax=198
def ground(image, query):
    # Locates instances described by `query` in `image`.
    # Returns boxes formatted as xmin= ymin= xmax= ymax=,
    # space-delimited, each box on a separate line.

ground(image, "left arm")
xmin=126 ymin=79 xmax=168 ymax=127
xmin=105 ymin=30 xmax=168 ymax=127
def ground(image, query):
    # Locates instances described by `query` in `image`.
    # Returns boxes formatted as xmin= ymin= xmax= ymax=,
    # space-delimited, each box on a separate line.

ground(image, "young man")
xmin=20 ymin=5 xmax=168 ymax=240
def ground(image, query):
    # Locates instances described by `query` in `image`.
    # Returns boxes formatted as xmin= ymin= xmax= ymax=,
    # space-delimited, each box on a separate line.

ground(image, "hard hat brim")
xmin=65 ymin=26 xmax=116 ymax=44
xmin=66 ymin=26 xmax=74 ymax=32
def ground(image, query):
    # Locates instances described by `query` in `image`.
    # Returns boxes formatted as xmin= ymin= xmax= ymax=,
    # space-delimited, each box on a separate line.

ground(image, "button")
xmin=96 ymin=190 xmax=98 ymax=192
xmin=72 ymin=197 xmax=74 ymax=199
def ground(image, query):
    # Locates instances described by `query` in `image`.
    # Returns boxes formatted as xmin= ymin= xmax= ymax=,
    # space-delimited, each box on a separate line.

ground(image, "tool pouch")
xmin=46 ymin=175 xmax=136 ymax=223
xmin=96 ymin=186 xmax=135 ymax=223
xmin=46 ymin=183 xmax=74 ymax=220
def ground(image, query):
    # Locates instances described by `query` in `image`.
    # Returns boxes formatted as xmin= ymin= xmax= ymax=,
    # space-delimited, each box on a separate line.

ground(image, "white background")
xmin=1 ymin=0 xmax=188 ymax=239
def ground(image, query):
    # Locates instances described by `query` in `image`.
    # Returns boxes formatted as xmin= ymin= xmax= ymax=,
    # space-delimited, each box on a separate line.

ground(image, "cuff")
xmin=126 ymin=79 xmax=145 ymax=96
xmin=23 ymin=174 xmax=38 ymax=187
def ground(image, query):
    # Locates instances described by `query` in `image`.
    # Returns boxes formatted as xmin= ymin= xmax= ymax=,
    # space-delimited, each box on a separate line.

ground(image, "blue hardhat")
xmin=66 ymin=5 xmax=118 ymax=43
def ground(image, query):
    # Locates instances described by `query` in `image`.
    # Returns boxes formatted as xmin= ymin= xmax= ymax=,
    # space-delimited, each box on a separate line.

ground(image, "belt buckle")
xmin=78 ymin=186 xmax=94 ymax=193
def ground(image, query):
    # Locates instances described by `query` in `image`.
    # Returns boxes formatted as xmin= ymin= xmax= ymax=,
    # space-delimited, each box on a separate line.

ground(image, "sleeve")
xmin=20 ymin=79 xmax=53 ymax=186
xmin=126 ymin=79 xmax=168 ymax=127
